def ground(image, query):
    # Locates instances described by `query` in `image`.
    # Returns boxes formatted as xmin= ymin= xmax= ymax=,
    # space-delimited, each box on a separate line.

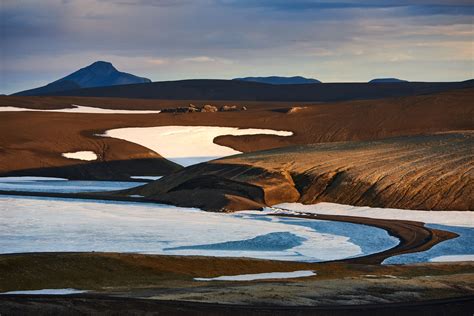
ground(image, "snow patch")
xmin=0 ymin=196 xmax=397 ymax=262
xmin=62 ymin=151 xmax=98 ymax=161
xmin=0 ymin=288 xmax=87 ymax=295
xmin=273 ymin=202 xmax=474 ymax=228
xmin=0 ymin=176 xmax=68 ymax=182
xmin=429 ymin=255 xmax=474 ymax=262
xmin=194 ymin=270 xmax=316 ymax=281
xmin=0 ymin=104 xmax=161 ymax=114
xmin=104 ymin=126 xmax=293 ymax=166
xmin=130 ymin=176 xmax=163 ymax=180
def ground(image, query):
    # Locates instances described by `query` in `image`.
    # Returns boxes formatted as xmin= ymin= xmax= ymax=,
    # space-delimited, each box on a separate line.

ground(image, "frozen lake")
xmin=275 ymin=203 xmax=474 ymax=263
xmin=383 ymin=224 xmax=474 ymax=264
xmin=0 ymin=181 xmax=469 ymax=263
xmin=0 ymin=196 xmax=398 ymax=262
xmin=0 ymin=177 xmax=144 ymax=194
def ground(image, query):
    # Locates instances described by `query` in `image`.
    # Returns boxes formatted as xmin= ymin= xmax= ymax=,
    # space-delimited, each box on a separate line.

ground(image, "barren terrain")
xmin=0 ymin=88 xmax=473 ymax=179
xmin=121 ymin=132 xmax=473 ymax=211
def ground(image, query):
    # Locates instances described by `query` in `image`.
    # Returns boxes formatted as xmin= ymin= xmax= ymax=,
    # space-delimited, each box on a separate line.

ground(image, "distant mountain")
xmin=45 ymin=79 xmax=474 ymax=102
xmin=234 ymin=76 xmax=321 ymax=85
xmin=369 ymin=78 xmax=408 ymax=83
xmin=14 ymin=61 xmax=151 ymax=96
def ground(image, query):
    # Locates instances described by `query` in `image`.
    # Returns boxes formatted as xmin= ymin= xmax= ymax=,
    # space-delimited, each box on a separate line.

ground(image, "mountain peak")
xmin=57 ymin=61 xmax=150 ymax=88
xmin=91 ymin=60 xmax=113 ymax=66
xmin=82 ymin=61 xmax=118 ymax=75
xmin=14 ymin=61 xmax=151 ymax=96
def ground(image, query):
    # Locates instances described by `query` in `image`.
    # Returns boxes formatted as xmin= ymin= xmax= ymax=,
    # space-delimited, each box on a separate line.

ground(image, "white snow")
xmin=194 ymin=270 xmax=316 ymax=281
xmin=0 ymin=176 xmax=68 ymax=182
xmin=273 ymin=202 xmax=474 ymax=228
xmin=0 ymin=196 xmax=397 ymax=262
xmin=129 ymin=194 xmax=144 ymax=198
xmin=0 ymin=288 xmax=87 ymax=295
xmin=130 ymin=176 xmax=163 ymax=180
xmin=0 ymin=104 xmax=161 ymax=114
xmin=62 ymin=151 xmax=98 ymax=161
xmin=104 ymin=126 xmax=293 ymax=166
xmin=429 ymin=255 xmax=474 ymax=262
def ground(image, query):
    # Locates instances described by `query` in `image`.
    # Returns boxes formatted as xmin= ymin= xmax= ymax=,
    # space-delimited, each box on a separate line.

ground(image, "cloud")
xmin=181 ymin=56 xmax=216 ymax=63
xmin=218 ymin=0 xmax=474 ymax=13
xmin=1 ymin=0 xmax=473 ymax=94
xmin=100 ymin=0 xmax=192 ymax=6
xmin=148 ymin=58 xmax=168 ymax=65
xmin=178 ymin=56 xmax=233 ymax=64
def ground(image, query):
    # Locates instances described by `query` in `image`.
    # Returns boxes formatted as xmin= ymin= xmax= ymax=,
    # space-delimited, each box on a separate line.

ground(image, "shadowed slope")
xmin=1 ymin=88 xmax=473 ymax=179
xmin=14 ymin=61 xmax=151 ymax=96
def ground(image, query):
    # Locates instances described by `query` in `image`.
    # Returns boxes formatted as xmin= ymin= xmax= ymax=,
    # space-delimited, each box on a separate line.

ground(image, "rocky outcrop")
xmin=161 ymin=104 xmax=247 ymax=113
xmin=120 ymin=163 xmax=299 ymax=211
xmin=118 ymin=132 xmax=474 ymax=212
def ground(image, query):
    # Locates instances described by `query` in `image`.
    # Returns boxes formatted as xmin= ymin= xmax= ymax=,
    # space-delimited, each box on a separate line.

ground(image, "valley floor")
xmin=0 ymin=91 xmax=473 ymax=314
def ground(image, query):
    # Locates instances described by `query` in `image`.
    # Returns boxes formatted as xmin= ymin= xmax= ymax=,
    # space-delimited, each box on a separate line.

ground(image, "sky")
xmin=1 ymin=0 xmax=473 ymax=94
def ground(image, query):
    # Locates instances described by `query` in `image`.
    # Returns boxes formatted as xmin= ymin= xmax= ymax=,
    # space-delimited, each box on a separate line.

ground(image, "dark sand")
xmin=1 ymin=87 xmax=473 ymax=179
xmin=122 ymin=132 xmax=474 ymax=211
xmin=1 ymin=253 xmax=473 ymax=314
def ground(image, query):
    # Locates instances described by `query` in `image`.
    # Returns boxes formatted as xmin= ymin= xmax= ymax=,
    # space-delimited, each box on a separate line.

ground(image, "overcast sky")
xmin=1 ymin=0 xmax=473 ymax=94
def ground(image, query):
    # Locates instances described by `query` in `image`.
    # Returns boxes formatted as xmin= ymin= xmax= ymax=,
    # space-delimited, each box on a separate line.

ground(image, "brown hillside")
xmin=121 ymin=132 xmax=474 ymax=211
xmin=0 ymin=88 xmax=473 ymax=179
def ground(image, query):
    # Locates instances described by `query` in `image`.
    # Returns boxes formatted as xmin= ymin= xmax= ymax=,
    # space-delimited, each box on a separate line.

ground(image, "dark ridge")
xmin=234 ymin=76 xmax=321 ymax=84
xmin=11 ymin=80 xmax=82 ymax=96
xmin=369 ymin=78 xmax=408 ymax=83
xmin=41 ymin=79 xmax=474 ymax=102
xmin=0 ymin=159 xmax=182 ymax=181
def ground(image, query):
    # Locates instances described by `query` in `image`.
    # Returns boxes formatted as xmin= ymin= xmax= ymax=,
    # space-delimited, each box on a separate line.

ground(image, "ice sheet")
xmin=383 ymin=224 xmax=474 ymax=264
xmin=62 ymin=151 xmax=98 ymax=161
xmin=0 ymin=104 xmax=161 ymax=114
xmin=0 ymin=176 xmax=68 ymax=182
xmin=104 ymin=126 xmax=293 ymax=166
xmin=0 ymin=289 xmax=87 ymax=295
xmin=130 ymin=176 xmax=163 ymax=180
xmin=273 ymin=203 xmax=474 ymax=228
xmin=0 ymin=179 xmax=144 ymax=193
xmin=194 ymin=270 xmax=316 ymax=281
xmin=0 ymin=196 xmax=398 ymax=262
xmin=429 ymin=255 xmax=474 ymax=262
